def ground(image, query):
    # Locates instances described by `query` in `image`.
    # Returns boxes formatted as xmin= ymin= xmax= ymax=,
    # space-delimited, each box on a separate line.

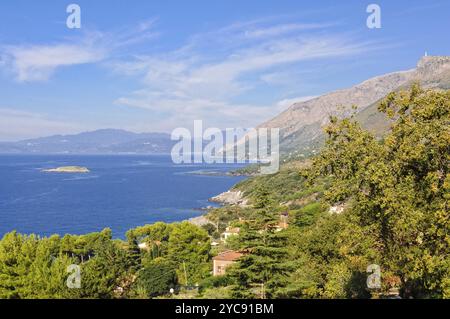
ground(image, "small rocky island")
xmin=42 ymin=166 xmax=90 ymax=173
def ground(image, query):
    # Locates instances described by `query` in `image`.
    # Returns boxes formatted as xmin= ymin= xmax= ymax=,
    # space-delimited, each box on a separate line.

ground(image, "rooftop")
xmin=224 ymin=227 xmax=240 ymax=234
xmin=212 ymin=250 xmax=244 ymax=262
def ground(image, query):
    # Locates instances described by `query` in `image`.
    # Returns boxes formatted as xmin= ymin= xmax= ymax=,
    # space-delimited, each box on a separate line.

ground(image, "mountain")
xmin=259 ymin=55 xmax=450 ymax=157
xmin=3 ymin=56 xmax=449 ymax=156
xmin=0 ymin=129 xmax=175 ymax=154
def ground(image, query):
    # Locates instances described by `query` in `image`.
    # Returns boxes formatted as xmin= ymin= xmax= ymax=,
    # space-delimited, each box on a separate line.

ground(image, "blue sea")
xmin=0 ymin=155 xmax=246 ymax=238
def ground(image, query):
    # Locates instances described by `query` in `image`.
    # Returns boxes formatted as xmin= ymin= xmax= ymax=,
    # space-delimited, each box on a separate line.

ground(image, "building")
xmin=213 ymin=250 xmax=243 ymax=276
xmin=221 ymin=226 xmax=240 ymax=241
xmin=275 ymin=212 xmax=289 ymax=232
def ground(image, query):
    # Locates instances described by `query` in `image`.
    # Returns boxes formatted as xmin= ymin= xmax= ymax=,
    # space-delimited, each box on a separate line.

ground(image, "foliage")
xmin=133 ymin=258 xmax=177 ymax=298
xmin=306 ymin=86 xmax=450 ymax=298
xmin=167 ymin=222 xmax=211 ymax=285
xmin=229 ymin=185 xmax=292 ymax=298
xmin=0 ymin=86 xmax=448 ymax=299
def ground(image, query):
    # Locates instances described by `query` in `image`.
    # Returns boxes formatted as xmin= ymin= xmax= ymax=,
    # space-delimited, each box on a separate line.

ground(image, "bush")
xmin=199 ymin=275 xmax=233 ymax=290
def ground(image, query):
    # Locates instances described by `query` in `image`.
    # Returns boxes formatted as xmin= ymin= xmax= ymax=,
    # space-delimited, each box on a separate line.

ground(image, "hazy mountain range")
xmin=1 ymin=56 xmax=449 ymax=156
xmin=0 ymin=129 xmax=175 ymax=154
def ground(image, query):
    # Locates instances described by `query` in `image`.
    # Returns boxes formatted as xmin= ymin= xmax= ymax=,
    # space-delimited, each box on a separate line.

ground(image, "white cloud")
xmin=113 ymin=19 xmax=372 ymax=129
xmin=116 ymin=94 xmax=278 ymax=130
xmin=0 ymin=21 xmax=158 ymax=82
xmin=4 ymin=44 xmax=106 ymax=82
xmin=0 ymin=17 xmax=377 ymax=134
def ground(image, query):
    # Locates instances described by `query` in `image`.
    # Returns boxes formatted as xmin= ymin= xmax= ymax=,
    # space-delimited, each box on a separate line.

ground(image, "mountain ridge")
xmin=259 ymin=55 xmax=450 ymax=156
xmin=2 ymin=56 xmax=449 ymax=156
xmin=0 ymin=129 xmax=175 ymax=154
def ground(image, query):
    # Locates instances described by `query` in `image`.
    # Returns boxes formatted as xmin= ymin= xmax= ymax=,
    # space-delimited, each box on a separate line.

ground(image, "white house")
xmin=221 ymin=226 xmax=240 ymax=241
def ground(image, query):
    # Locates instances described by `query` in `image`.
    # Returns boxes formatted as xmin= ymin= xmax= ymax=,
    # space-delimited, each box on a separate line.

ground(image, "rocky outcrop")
xmin=188 ymin=215 xmax=212 ymax=226
xmin=244 ymin=56 xmax=450 ymax=155
xmin=260 ymin=69 xmax=415 ymax=138
xmin=416 ymin=56 xmax=450 ymax=78
xmin=210 ymin=190 xmax=249 ymax=207
xmin=413 ymin=56 xmax=450 ymax=89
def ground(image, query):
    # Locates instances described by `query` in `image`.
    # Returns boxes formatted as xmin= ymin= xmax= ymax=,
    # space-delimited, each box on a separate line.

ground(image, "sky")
xmin=0 ymin=0 xmax=449 ymax=141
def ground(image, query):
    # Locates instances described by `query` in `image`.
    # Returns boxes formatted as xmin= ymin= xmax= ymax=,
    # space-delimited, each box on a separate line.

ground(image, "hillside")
xmin=259 ymin=56 xmax=450 ymax=156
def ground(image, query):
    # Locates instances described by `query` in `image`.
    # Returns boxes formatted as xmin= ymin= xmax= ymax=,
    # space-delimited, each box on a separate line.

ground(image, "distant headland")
xmin=42 ymin=166 xmax=90 ymax=173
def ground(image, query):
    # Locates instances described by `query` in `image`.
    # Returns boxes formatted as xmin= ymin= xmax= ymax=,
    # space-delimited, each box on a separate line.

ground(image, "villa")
xmin=212 ymin=250 xmax=244 ymax=276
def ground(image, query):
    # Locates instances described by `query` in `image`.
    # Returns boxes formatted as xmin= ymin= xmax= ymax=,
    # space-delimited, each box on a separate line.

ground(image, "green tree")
xmin=126 ymin=230 xmax=142 ymax=271
xmin=309 ymin=86 xmax=450 ymax=298
xmin=229 ymin=211 xmax=291 ymax=299
xmin=66 ymin=230 xmax=130 ymax=299
xmin=167 ymin=222 xmax=210 ymax=285
xmin=134 ymin=258 xmax=177 ymax=298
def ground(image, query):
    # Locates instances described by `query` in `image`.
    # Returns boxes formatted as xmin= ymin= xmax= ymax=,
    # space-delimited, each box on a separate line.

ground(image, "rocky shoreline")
xmin=188 ymin=190 xmax=249 ymax=226
xmin=188 ymin=215 xmax=212 ymax=226
xmin=210 ymin=190 xmax=249 ymax=207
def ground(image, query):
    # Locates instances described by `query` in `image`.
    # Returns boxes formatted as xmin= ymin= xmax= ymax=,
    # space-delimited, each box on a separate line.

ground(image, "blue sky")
xmin=0 ymin=0 xmax=449 ymax=141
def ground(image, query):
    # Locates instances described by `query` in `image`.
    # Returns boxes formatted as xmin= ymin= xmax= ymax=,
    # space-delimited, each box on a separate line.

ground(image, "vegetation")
xmin=0 ymin=86 xmax=448 ymax=299
xmin=133 ymin=258 xmax=177 ymax=298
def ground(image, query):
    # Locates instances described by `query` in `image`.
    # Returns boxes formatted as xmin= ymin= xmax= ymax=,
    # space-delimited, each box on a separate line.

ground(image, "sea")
xmin=0 ymin=155 xmax=246 ymax=239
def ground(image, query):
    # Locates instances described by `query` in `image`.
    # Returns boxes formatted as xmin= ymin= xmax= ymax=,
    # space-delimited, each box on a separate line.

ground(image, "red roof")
xmin=213 ymin=250 xmax=244 ymax=261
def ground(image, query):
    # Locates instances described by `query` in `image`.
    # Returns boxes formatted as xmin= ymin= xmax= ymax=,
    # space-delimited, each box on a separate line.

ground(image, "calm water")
xmin=0 ymin=155 xmax=245 ymax=238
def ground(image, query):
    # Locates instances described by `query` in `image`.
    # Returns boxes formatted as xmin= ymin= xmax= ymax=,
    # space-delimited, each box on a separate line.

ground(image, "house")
xmin=275 ymin=212 xmax=289 ymax=232
xmin=221 ymin=226 xmax=240 ymax=241
xmin=213 ymin=250 xmax=243 ymax=276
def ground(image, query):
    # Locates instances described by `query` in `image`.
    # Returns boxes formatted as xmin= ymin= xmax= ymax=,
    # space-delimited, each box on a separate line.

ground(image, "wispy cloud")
xmin=3 ymin=43 xmax=105 ymax=82
xmin=0 ymin=20 xmax=158 ymax=82
xmin=243 ymin=22 xmax=333 ymax=38
xmin=0 ymin=16 xmax=376 ymax=133
xmin=112 ymin=19 xmax=372 ymax=129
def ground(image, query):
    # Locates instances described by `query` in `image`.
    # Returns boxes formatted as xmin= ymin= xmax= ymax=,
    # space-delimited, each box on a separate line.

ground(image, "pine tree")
xmin=230 ymin=184 xmax=291 ymax=299
xmin=126 ymin=231 xmax=142 ymax=272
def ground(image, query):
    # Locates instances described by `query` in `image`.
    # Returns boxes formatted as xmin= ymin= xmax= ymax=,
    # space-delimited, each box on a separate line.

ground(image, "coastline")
xmin=186 ymin=166 xmax=251 ymax=226
xmin=209 ymin=190 xmax=248 ymax=206
xmin=187 ymin=189 xmax=249 ymax=226
xmin=0 ymin=154 xmax=247 ymax=239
